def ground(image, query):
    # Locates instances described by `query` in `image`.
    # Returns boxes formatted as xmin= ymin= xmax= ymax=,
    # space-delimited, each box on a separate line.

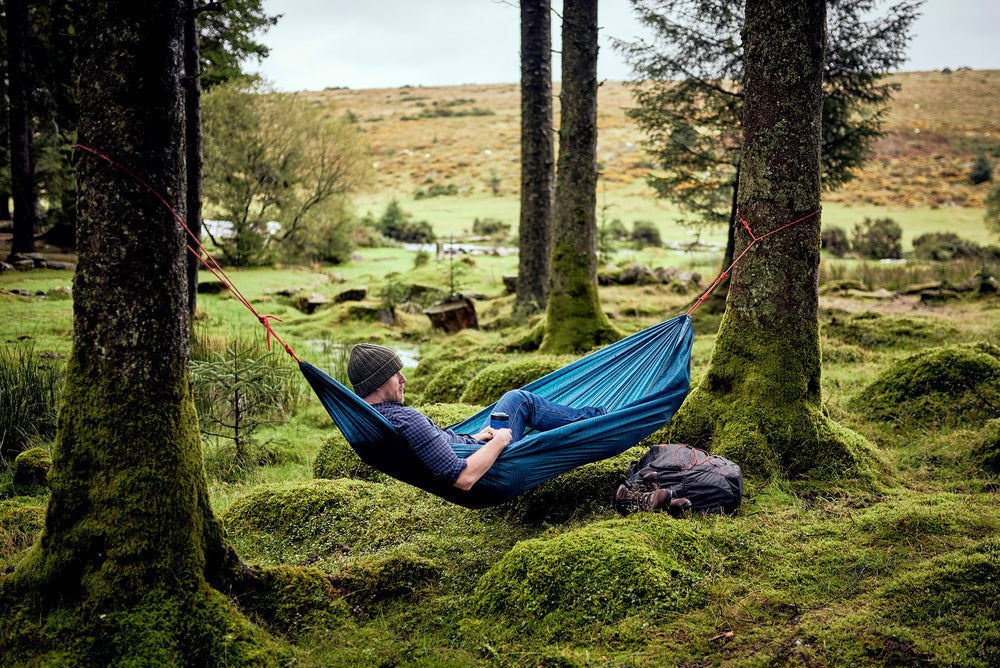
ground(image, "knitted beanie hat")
xmin=347 ymin=343 xmax=403 ymax=397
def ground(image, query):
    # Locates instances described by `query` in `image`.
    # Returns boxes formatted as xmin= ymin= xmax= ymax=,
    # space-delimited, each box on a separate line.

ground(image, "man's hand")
xmin=453 ymin=428 xmax=513 ymax=491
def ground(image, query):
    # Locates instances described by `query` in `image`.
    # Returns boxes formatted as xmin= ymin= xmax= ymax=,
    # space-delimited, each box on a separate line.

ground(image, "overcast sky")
xmin=247 ymin=0 xmax=1000 ymax=92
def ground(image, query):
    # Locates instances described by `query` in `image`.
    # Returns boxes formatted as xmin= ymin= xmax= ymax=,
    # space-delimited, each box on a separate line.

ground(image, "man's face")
xmin=382 ymin=370 xmax=406 ymax=403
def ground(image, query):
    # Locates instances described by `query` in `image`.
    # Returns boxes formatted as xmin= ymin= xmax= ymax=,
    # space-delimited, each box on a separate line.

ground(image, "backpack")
xmin=621 ymin=443 xmax=743 ymax=515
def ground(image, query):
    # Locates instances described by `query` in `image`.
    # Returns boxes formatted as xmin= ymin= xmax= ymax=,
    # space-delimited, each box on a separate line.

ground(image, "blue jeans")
xmin=483 ymin=389 xmax=604 ymax=442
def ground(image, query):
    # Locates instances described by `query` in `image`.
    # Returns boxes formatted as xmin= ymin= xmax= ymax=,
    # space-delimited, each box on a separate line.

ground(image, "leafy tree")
xmin=664 ymin=0 xmax=876 ymax=480
xmin=616 ymin=0 xmax=921 ymax=310
xmin=196 ymin=0 xmax=279 ymax=90
xmin=515 ymin=0 xmax=554 ymax=316
xmin=201 ymin=79 xmax=371 ymax=266
xmin=540 ymin=0 xmax=621 ymax=353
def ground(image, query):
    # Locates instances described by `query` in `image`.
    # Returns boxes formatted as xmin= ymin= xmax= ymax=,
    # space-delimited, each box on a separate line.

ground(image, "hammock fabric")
xmin=300 ymin=313 xmax=694 ymax=509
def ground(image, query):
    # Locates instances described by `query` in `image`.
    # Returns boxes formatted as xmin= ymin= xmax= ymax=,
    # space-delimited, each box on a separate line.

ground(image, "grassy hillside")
xmin=306 ymin=69 xmax=1000 ymax=244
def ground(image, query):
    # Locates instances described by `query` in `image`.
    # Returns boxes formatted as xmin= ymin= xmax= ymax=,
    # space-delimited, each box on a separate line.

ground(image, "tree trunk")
xmin=0 ymin=0 xmax=253 ymax=659
xmin=185 ymin=0 xmax=204 ymax=317
xmin=515 ymin=0 xmax=554 ymax=316
xmin=539 ymin=0 xmax=620 ymax=353
xmin=665 ymin=0 xmax=878 ymax=480
xmin=5 ymin=0 xmax=37 ymax=257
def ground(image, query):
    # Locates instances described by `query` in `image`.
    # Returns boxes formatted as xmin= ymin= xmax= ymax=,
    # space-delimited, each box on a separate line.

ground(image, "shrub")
xmin=630 ymin=220 xmax=662 ymax=249
xmin=821 ymin=225 xmax=851 ymax=257
xmin=912 ymin=232 xmax=982 ymax=261
xmin=471 ymin=217 xmax=511 ymax=237
xmin=851 ymin=342 xmax=1000 ymax=430
xmin=421 ymin=355 xmax=504 ymax=403
xmin=970 ymin=151 xmax=993 ymax=185
xmin=852 ymin=217 xmax=902 ymax=259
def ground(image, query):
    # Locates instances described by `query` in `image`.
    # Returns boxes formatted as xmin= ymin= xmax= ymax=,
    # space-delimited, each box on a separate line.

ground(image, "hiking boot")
xmin=667 ymin=497 xmax=692 ymax=517
xmin=614 ymin=484 xmax=671 ymax=514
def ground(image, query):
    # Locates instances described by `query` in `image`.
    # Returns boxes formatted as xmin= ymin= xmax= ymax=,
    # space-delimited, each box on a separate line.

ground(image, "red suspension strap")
xmin=685 ymin=208 xmax=820 ymax=316
xmin=75 ymin=143 xmax=301 ymax=362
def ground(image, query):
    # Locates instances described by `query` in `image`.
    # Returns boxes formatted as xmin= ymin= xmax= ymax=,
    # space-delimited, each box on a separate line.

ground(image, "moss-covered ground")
xmin=2 ymin=247 xmax=1000 ymax=666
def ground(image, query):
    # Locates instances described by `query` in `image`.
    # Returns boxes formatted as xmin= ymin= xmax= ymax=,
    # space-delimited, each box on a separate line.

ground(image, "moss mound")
xmin=339 ymin=550 xmax=441 ymax=609
xmin=420 ymin=354 xmax=504 ymax=403
xmin=872 ymin=537 xmax=1000 ymax=666
xmin=0 ymin=584 xmax=292 ymax=667
xmin=240 ymin=564 xmax=350 ymax=638
xmin=11 ymin=447 xmax=51 ymax=489
xmin=852 ymin=342 xmax=1000 ymax=430
xmin=474 ymin=521 xmax=705 ymax=629
xmin=493 ymin=447 xmax=642 ymax=524
xmin=460 ymin=355 xmax=575 ymax=405
xmin=821 ymin=310 xmax=957 ymax=350
xmin=0 ymin=500 xmax=45 ymax=572
xmin=222 ymin=479 xmax=438 ymax=563
xmin=975 ymin=419 xmax=1000 ymax=474
xmin=312 ymin=431 xmax=387 ymax=482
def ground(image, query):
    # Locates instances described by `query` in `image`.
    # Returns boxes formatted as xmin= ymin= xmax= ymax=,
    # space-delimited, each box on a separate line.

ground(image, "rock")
xmin=350 ymin=251 xmax=364 ymax=263
xmin=198 ymin=280 xmax=229 ymax=294
xmin=898 ymin=281 xmax=941 ymax=295
xmin=502 ymin=274 xmax=518 ymax=293
xmin=424 ymin=298 xmax=478 ymax=332
xmin=7 ymin=252 xmax=45 ymax=267
xmin=45 ymin=286 xmax=73 ymax=300
xmin=43 ymin=260 xmax=75 ymax=271
xmin=12 ymin=447 xmax=51 ymax=488
xmin=345 ymin=304 xmax=395 ymax=325
xmin=653 ymin=266 xmax=679 ymax=283
xmin=619 ymin=262 xmax=656 ymax=285
xmin=12 ymin=259 xmax=35 ymax=271
xmin=333 ymin=286 xmax=368 ymax=303
xmin=920 ymin=289 xmax=961 ymax=304
xmin=295 ymin=293 xmax=330 ymax=314
xmin=0 ymin=261 xmax=14 ymax=273
xmin=8 ymin=288 xmax=31 ymax=296
xmin=820 ymin=279 xmax=868 ymax=295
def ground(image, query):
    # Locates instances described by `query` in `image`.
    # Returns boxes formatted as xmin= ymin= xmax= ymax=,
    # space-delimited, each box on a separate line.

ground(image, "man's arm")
xmin=454 ymin=428 xmax=512 ymax=491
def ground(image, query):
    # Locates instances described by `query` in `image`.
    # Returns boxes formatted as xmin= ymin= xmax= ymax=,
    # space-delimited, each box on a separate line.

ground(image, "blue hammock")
xmin=300 ymin=313 xmax=694 ymax=508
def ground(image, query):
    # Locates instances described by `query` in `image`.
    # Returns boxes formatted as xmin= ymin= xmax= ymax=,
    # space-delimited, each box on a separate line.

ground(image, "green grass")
xmin=3 ymin=216 xmax=1000 ymax=666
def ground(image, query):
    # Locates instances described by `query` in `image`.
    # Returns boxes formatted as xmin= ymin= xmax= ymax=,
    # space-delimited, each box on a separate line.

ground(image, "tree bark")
xmin=665 ymin=0 xmax=878 ymax=480
xmin=539 ymin=0 xmax=620 ymax=353
xmin=515 ymin=0 xmax=554 ymax=316
xmin=185 ymin=0 xmax=204 ymax=317
xmin=2 ymin=0 xmax=245 ymax=629
xmin=5 ymin=0 xmax=37 ymax=257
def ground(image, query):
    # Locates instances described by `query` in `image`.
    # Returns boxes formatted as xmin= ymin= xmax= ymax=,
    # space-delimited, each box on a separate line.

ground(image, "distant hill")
xmin=306 ymin=69 xmax=999 ymax=210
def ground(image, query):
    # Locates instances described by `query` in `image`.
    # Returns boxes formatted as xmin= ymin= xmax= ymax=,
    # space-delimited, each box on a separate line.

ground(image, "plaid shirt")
xmin=371 ymin=402 xmax=479 ymax=484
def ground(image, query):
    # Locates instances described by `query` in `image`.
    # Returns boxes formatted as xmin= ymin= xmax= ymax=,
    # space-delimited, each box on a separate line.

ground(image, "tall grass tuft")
xmin=0 ymin=340 xmax=64 ymax=462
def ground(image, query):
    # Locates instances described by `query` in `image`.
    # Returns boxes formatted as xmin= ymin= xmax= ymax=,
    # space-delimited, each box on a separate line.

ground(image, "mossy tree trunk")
xmin=666 ymin=0 xmax=877 ymax=480
xmin=539 ymin=0 xmax=620 ymax=353
xmin=515 ymin=0 xmax=554 ymax=317
xmin=1 ymin=0 xmax=254 ymax=658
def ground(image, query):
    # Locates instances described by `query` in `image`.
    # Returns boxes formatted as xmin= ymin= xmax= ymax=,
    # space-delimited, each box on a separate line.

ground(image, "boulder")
xmin=501 ymin=274 xmax=518 ymax=293
xmin=13 ymin=447 xmax=52 ymax=488
xmin=294 ymin=293 xmax=330 ymax=314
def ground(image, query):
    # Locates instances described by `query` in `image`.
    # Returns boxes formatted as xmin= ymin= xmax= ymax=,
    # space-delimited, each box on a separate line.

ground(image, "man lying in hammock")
xmin=347 ymin=343 xmax=608 ymax=491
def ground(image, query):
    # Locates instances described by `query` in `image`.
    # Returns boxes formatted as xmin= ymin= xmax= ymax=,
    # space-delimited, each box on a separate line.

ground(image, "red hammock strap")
xmin=75 ymin=143 xmax=301 ymax=362
xmin=685 ymin=208 xmax=820 ymax=316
